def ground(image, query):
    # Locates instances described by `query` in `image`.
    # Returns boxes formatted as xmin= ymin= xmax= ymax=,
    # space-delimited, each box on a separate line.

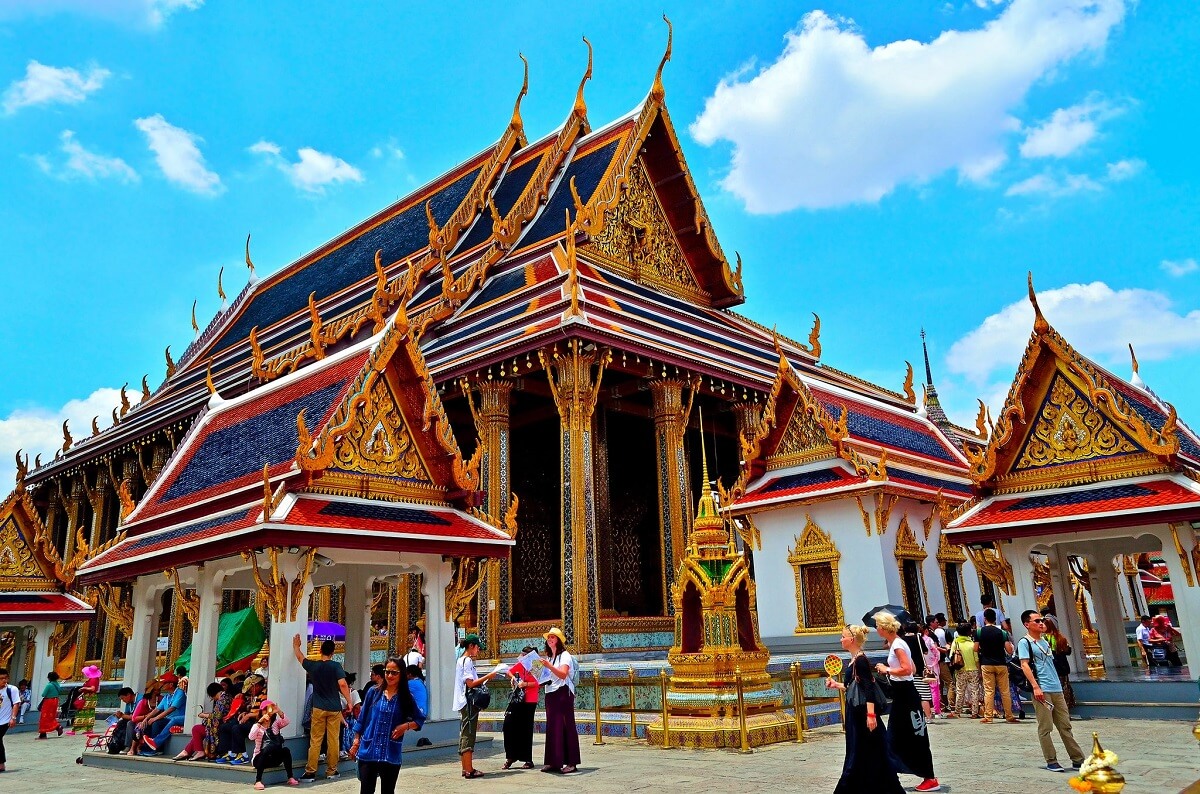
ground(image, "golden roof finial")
xmin=902 ymin=362 xmax=915 ymax=405
xmin=205 ymin=360 xmax=216 ymax=395
xmin=510 ymin=53 xmax=529 ymax=134
xmin=807 ymin=312 xmax=822 ymax=359
xmin=1028 ymin=271 xmax=1048 ymax=335
xmin=165 ymin=345 xmax=176 ymax=379
xmin=245 ymin=232 xmax=257 ymax=282
xmin=117 ymin=478 xmax=135 ymax=522
xmin=14 ymin=450 xmax=28 ymax=486
xmin=61 ymin=420 xmax=73 ymax=453
xmin=218 ymin=265 xmax=227 ymax=304
xmin=975 ymin=398 xmax=988 ymax=438
xmin=91 ymin=416 xmax=100 ymax=436
xmin=119 ymin=382 xmax=131 ymax=417
xmin=261 ymin=462 xmax=273 ymax=521
xmin=191 ymin=299 xmax=200 ymax=334
xmin=34 ymin=453 xmax=41 ymax=468
xmin=691 ymin=405 xmax=729 ymax=552
xmin=650 ymin=14 xmax=673 ymax=104
xmin=1129 ymin=343 xmax=1139 ymax=375
xmin=141 ymin=374 xmax=151 ymax=402
xmin=111 ymin=407 xmax=120 ymax=427
xmin=573 ymin=36 xmax=593 ymax=129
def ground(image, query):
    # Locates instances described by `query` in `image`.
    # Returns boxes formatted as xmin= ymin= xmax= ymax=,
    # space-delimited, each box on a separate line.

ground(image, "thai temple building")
xmin=0 ymin=26 xmax=1193 ymax=741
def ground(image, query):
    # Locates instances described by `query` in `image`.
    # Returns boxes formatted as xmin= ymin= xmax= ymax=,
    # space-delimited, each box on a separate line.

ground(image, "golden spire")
xmin=807 ymin=313 xmax=822 ymax=359
xmin=165 ymin=345 xmax=176 ymax=379
xmin=510 ymin=53 xmax=529 ymax=135
xmin=191 ymin=299 xmax=200 ymax=334
xmin=1027 ymin=271 xmax=1048 ymax=335
xmin=119 ymin=382 xmax=131 ymax=417
xmin=141 ymin=374 xmax=151 ymax=401
xmin=902 ymin=362 xmax=915 ymax=404
xmin=218 ymin=265 xmax=227 ymax=305
xmin=573 ymin=36 xmax=593 ymax=130
xmin=690 ymin=406 xmax=730 ymax=554
xmin=650 ymin=14 xmax=673 ymax=104
xmin=245 ymin=232 xmax=257 ymax=282
xmin=1129 ymin=342 xmax=1140 ymax=375
xmin=61 ymin=420 xmax=73 ymax=453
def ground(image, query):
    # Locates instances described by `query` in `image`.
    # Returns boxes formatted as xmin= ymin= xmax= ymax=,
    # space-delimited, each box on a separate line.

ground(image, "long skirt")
xmin=885 ymin=680 xmax=935 ymax=780
xmin=835 ymin=704 xmax=904 ymax=794
xmin=38 ymin=697 xmax=60 ymax=733
xmin=542 ymin=687 xmax=580 ymax=769
xmin=503 ymin=701 xmax=536 ymax=763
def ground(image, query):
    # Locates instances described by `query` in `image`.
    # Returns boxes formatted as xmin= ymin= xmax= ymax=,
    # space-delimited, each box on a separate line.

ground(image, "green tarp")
xmin=174 ymin=607 xmax=265 ymax=675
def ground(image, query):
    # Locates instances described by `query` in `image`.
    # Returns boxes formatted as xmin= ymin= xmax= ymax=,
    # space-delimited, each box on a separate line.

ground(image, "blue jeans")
xmin=150 ymin=714 xmax=184 ymax=751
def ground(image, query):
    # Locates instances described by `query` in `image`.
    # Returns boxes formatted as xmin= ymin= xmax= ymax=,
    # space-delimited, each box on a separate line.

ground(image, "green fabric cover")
xmin=174 ymin=607 xmax=265 ymax=674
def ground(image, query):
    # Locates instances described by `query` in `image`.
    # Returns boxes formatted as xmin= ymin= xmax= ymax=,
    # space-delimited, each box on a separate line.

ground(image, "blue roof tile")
xmin=317 ymin=501 xmax=450 ymax=525
xmin=456 ymin=154 xmax=544 ymax=254
xmin=521 ymin=138 xmax=622 ymax=246
xmin=1002 ymin=484 xmax=1153 ymax=512
xmin=761 ymin=468 xmax=842 ymax=493
xmin=840 ymin=408 xmax=957 ymax=463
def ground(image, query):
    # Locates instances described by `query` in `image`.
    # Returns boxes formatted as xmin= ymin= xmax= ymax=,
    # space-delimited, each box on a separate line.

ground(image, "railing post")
xmin=797 ymin=666 xmax=809 ymax=737
xmin=659 ymin=668 xmax=671 ymax=749
xmin=592 ymin=669 xmax=605 ymax=745
xmin=628 ymin=666 xmax=637 ymax=740
xmin=790 ymin=662 xmax=804 ymax=743
xmin=735 ymin=666 xmax=752 ymax=754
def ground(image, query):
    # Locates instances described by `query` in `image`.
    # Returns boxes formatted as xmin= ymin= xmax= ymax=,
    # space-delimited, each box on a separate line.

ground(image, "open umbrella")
xmin=307 ymin=621 xmax=346 ymax=641
xmin=862 ymin=604 xmax=913 ymax=627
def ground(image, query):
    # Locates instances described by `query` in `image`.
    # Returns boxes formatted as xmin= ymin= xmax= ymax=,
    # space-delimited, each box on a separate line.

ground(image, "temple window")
xmin=894 ymin=514 xmax=930 ymax=620
xmin=936 ymin=532 xmax=968 ymax=623
xmin=788 ymin=515 xmax=843 ymax=634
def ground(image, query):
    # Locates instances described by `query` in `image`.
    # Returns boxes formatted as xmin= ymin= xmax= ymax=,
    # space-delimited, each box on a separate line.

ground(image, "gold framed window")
xmin=788 ymin=515 xmax=843 ymax=634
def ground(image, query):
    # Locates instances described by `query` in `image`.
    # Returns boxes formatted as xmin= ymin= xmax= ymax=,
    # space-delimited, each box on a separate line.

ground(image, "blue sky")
xmin=1 ymin=0 xmax=1198 ymax=481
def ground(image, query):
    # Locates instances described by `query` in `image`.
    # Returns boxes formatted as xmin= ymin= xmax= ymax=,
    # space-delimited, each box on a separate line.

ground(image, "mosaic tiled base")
xmin=645 ymin=713 xmax=796 ymax=748
xmin=599 ymin=631 xmax=673 ymax=650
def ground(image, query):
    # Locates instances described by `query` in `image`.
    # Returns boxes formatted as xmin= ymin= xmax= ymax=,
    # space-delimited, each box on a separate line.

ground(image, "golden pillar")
xmin=650 ymin=379 xmax=696 ymax=613
xmin=541 ymin=340 xmax=611 ymax=651
xmin=473 ymin=380 xmax=513 ymax=655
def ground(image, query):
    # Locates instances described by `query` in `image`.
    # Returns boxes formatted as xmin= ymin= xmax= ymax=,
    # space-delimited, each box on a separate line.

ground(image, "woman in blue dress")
xmin=349 ymin=656 xmax=425 ymax=794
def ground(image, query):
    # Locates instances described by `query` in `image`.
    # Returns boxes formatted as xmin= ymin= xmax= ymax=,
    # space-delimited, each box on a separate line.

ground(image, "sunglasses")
xmin=383 ymin=670 xmax=402 ymax=675
xmin=1030 ymin=618 xmax=1045 ymax=624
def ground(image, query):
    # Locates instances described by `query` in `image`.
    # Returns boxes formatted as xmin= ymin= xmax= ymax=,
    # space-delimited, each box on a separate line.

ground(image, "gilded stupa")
xmin=646 ymin=437 xmax=795 ymax=748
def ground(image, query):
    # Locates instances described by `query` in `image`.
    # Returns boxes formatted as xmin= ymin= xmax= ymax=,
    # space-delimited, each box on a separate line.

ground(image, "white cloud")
xmin=36 ymin=130 xmax=139 ymax=183
xmin=690 ymin=0 xmax=1127 ymax=212
xmin=250 ymin=141 xmax=363 ymax=194
xmin=1005 ymin=171 xmax=1102 ymax=197
xmin=0 ymin=387 xmax=121 ymax=488
xmin=0 ymin=0 xmax=201 ymax=28
xmin=3 ymin=60 xmax=110 ymax=115
xmin=370 ymin=138 xmax=405 ymax=160
xmin=1162 ymin=258 xmax=1199 ymax=278
xmin=1106 ymin=158 xmax=1144 ymax=181
xmin=1019 ymin=96 xmax=1122 ymax=159
xmin=946 ymin=282 xmax=1200 ymax=399
xmin=134 ymin=114 xmax=223 ymax=195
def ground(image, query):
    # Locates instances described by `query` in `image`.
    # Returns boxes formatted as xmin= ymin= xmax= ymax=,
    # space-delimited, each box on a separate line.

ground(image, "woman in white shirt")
xmin=874 ymin=613 xmax=940 ymax=793
xmin=540 ymin=627 xmax=580 ymax=774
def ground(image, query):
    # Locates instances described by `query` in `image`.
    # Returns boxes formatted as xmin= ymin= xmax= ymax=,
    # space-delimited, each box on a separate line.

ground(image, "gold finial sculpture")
xmin=61 ymin=420 xmax=72 ymax=453
xmin=573 ymin=36 xmax=593 ymax=129
xmin=902 ymin=362 xmax=915 ymax=404
xmin=1129 ymin=343 xmax=1139 ymax=375
xmin=1027 ymin=271 xmax=1048 ymax=335
xmin=510 ymin=53 xmax=529 ymax=134
xmin=807 ymin=313 xmax=821 ymax=359
xmin=191 ymin=300 xmax=200 ymax=334
xmin=650 ymin=14 xmax=673 ymax=103
xmin=117 ymin=478 xmax=135 ymax=522
xmin=91 ymin=416 xmax=100 ymax=435
xmin=975 ymin=398 xmax=988 ymax=437
xmin=165 ymin=346 xmax=176 ymax=379
xmin=205 ymin=360 xmax=217 ymax=396
xmin=119 ymin=382 xmax=131 ymax=417
xmin=111 ymin=407 xmax=120 ymax=427
xmin=245 ymin=232 xmax=257 ymax=281
xmin=218 ymin=265 xmax=227 ymax=304
xmin=141 ymin=375 xmax=151 ymax=402
xmin=14 ymin=450 xmax=28 ymax=486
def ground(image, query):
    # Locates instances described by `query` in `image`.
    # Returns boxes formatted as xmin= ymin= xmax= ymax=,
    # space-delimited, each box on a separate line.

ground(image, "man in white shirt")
xmin=1134 ymin=615 xmax=1153 ymax=666
xmin=0 ymin=667 xmax=20 ymax=773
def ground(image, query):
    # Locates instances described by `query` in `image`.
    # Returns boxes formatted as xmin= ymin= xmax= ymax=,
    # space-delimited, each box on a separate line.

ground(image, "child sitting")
xmin=247 ymin=702 xmax=298 ymax=789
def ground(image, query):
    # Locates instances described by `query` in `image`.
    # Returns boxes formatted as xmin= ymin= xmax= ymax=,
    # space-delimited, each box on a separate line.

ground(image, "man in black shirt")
xmin=973 ymin=608 xmax=1015 ymax=723
xmin=293 ymin=634 xmax=352 ymax=780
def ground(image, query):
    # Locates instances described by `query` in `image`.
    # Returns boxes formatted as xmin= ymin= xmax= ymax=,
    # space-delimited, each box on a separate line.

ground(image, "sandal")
xmin=502 ymin=760 xmax=515 ymax=770
xmin=462 ymin=770 xmax=485 ymax=779
xmin=521 ymin=762 xmax=535 ymax=769
xmin=562 ymin=766 xmax=578 ymax=774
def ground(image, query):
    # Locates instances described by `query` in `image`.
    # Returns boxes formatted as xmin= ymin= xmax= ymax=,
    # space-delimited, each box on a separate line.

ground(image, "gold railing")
xmin=582 ymin=662 xmax=846 ymax=748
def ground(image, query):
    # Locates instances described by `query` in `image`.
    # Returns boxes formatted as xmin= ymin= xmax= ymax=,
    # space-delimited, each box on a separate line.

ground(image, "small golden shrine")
xmin=646 ymin=442 xmax=794 ymax=748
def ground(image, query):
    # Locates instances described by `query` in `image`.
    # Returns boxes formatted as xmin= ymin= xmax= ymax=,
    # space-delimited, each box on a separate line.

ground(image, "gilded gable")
xmin=769 ymin=402 xmax=836 ymax=471
xmin=0 ymin=515 xmax=55 ymax=590
xmin=1013 ymin=372 xmax=1141 ymax=471
xmin=329 ymin=375 xmax=432 ymax=483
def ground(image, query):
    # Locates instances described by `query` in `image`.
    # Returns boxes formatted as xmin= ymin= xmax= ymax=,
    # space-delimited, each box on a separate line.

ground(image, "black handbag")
xmin=261 ymin=725 xmax=286 ymax=754
xmin=466 ymin=683 xmax=491 ymax=712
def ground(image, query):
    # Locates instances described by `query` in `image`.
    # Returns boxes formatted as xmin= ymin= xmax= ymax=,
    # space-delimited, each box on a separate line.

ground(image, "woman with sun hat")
xmin=540 ymin=627 xmax=580 ymax=774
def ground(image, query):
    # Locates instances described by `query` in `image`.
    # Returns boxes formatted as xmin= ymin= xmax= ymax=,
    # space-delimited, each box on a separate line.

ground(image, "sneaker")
xmin=1071 ymin=761 xmax=1084 ymax=770
xmin=231 ymin=754 xmax=248 ymax=766
xmin=139 ymin=751 xmax=158 ymax=757
xmin=318 ymin=754 xmax=326 ymax=762
xmin=301 ymin=773 xmax=317 ymax=781
xmin=1046 ymin=762 xmax=1067 ymax=772
xmin=339 ymin=752 xmax=350 ymax=761
xmin=327 ymin=772 xmax=341 ymax=779
xmin=143 ymin=737 xmax=157 ymax=751
xmin=215 ymin=755 xmax=231 ymax=764
xmin=915 ymin=780 xmax=942 ymax=792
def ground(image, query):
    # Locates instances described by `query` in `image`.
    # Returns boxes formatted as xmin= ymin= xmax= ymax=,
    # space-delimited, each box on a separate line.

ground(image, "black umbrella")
xmin=862 ymin=604 xmax=913 ymax=626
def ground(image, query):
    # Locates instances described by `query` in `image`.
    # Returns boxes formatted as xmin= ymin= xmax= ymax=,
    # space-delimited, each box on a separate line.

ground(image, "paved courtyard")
xmin=3 ymin=716 xmax=1196 ymax=793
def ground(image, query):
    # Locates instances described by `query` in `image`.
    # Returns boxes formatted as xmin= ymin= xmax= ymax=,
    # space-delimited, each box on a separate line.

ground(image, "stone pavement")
xmin=3 ymin=716 xmax=1196 ymax=793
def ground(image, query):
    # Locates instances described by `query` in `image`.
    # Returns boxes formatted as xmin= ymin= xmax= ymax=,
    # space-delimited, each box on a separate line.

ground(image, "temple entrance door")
xmin=510 ymin=410 xmax=562 ymax=623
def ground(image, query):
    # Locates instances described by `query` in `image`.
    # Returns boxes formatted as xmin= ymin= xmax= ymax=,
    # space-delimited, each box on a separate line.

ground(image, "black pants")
xmin=217 ymin=719 xmax=247 ymax=755
xmin=358 ymin=760 xmax=401 ymax=794
xmin=254 ymin=746 xmax=294 ymax=782
xmin=0 ymin=723 xmax=8 ymax=765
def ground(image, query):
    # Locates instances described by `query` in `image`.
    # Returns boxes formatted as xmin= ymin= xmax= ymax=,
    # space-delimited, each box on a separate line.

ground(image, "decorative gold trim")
xmin=902 ymin=362 xmax=915 ymax=405
xmin=894 ymin=514 xmax=930 ymax=616
xmin=1168 ymin=522 xmax=1196 ymax=588
xmin=788 ymin=514 xmax=843 ymax=634
xmin=965 ymin=542 xmax=1015 ymax=596
xmin=165 ymin=568 xmax=200 ymax=629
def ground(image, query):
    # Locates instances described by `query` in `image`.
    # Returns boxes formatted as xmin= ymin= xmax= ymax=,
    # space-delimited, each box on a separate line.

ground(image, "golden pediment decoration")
xmin=1014 ymin=372 xmax=1140 ymax=471
xmin=965 ymin=542 xmax=1015 ymax=596
xmin=330 ymin=375 xmax=431 ymax=482
xmin=894 ymin=514 xmax=927 ymax=561
xmin=0 ymin=517 xmax=44 ymax=581
xmin=935 ymin=531 xmax=967 ymax=564
xmin=770 ymin=399 xmax=837 ymax=471
xmin=787 ymin=515 xmax=840 ymax=566
xmin=581 ymin=159 xmax=709 ymax=304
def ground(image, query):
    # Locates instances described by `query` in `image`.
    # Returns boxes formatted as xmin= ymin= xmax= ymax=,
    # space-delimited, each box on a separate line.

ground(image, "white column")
xmin=1049 ymin=546 xmax=1088 ymax=674
xmin=183 ymin=565 xmax=225 ymax=731
xmin=420 ymin=557 xmax=456 ymax=722
xmin=1154 ymin=528 xmax=1200 ymax=655
xmin=123 ymin=576 xmax=164 ymax=690
xmin=265 ymin=553 xmax=314 ymax=739
xmin=341 ymin=568 xmax=374 ymax=681
xmin=28 ymin=621 xmax=56 ymax=694
xmin=1085 ymin=552 xmax=1132 ymax=669
xmin=1006 ymin=539 xmax=1039 ymax=625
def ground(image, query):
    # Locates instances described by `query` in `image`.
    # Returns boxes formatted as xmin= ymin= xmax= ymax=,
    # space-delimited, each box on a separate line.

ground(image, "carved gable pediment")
xmin=581 ymin=158 xmax=708 ymax=304
xmin=1012 ymin=371 xmax=1141 ymax=471
xmin=0 ymin=502 xmax=58 ymax=592
xmin=769 ymin=397 xmax=837 ymax=471
xmin=328 ymin=373 xmax=433 ymax=484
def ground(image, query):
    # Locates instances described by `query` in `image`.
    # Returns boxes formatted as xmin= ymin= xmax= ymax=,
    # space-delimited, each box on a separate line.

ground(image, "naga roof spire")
xmin=1129 ymin=342 xmax=1147 ymax=389
xmin=1027 ymin=271 xmax=1049 ymax=335
xmin=510 ymin=53 xmax=529 ymax=139
xmin=650 ymin=14 xmax=672 ymax=104
xmin=246 ymin=232 xmax=258 ymax=283
xmin=573 ymin=36 xmax=593 ymax=132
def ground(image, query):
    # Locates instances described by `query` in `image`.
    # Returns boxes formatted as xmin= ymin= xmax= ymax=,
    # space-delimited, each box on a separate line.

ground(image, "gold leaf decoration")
xmin=1015 ymin=372 xmax=1139 ymax=470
